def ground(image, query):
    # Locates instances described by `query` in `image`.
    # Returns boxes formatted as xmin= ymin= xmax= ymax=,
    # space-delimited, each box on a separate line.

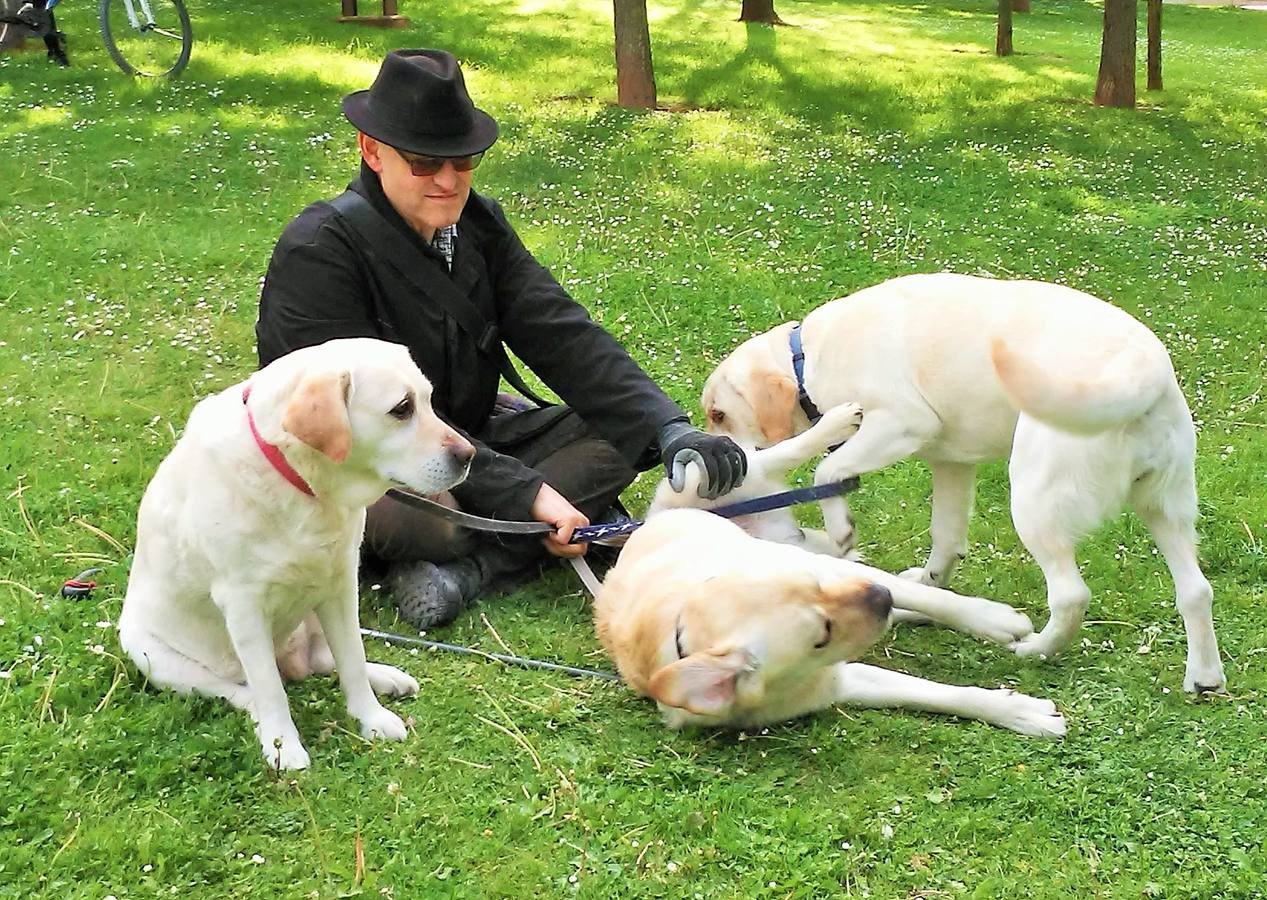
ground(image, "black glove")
xmin=658 ymin=420 xmax=747 ymax=500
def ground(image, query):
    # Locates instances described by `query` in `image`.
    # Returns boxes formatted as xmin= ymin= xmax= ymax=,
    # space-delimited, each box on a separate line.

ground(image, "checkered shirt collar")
xmin=432 ymin=224 xmax=457 ymax=270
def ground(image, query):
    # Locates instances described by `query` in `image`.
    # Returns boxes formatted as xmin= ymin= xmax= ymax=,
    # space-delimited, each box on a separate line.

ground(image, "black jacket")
xmin=256 ymin=165 xmax=684 ymax=518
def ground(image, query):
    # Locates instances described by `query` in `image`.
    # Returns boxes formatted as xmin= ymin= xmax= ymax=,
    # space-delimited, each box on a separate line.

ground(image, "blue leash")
xmin=568 ymin=476 xmax=862 ymax=544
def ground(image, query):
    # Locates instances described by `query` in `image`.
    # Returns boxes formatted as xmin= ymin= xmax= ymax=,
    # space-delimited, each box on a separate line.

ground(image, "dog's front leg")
xmin=813 ymin=411 xmax=932 ymax=555
xmin=831 ymin=663 xmax=1066 ymax=738
xmin=315 ymin=571 xmax=411 ymax=745
xmin=754 ymin=402 xmax=865 ymax=476
xmin=219 ymin=587 xmax=310 ymax=770
xmin=899 ymin=460 xmax=976 ymax=587
xmin=847 ymin=563 xmax=1034 ymax=645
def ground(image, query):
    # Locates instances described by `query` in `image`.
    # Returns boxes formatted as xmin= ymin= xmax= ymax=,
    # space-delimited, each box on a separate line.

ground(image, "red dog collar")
xmin=242 ymin=384 xmax=315 ymax=497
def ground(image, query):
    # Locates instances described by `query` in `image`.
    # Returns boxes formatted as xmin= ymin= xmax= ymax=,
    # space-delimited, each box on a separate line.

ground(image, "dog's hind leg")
xmin=119 ymin=620 xmax=252 ymax=711
xmin=830 ymin=663 xmax=1066 ymax=737
xmin=900 ymin=460 xmax=976 ymax=587
xmin=303 ymin=613 xmax=420 ymax=698
xmin=1008 ymin=421 xmax=1127 ymax=661
xmin=1130 ymin=468 xmax=1225 ymax=693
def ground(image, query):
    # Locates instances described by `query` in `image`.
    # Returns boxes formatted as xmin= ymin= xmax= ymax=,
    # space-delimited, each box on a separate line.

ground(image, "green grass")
xmin=2 ymin=0 xmax=1266 ymax=896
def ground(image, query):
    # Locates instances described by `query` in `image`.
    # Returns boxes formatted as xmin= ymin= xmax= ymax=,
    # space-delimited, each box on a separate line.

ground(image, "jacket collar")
xmin=354 ymin=163 xmax=471 ymax=274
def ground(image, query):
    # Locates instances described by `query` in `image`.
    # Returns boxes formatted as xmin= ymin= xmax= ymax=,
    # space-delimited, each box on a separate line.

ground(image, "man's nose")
xmin=431 ymin=161 xmax=458 ymax=189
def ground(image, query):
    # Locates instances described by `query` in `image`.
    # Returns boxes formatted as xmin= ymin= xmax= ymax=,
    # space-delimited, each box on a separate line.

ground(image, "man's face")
xmin=359 ymin=133 xmax=473 ymax=239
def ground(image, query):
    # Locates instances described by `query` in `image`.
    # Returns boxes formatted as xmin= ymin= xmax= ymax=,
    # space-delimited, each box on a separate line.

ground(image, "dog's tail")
xmin=990 ymin=335 xmax=1173 ymax=435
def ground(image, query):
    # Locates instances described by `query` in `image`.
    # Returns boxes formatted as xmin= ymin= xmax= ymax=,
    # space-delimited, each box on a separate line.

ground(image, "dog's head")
xmin=641 ymin=570 xmax=891 ymax=721
xmin=701 ymin=325 xmax=800 ymax=449
xmin=256 ymin=338 xmax=475 ymax=505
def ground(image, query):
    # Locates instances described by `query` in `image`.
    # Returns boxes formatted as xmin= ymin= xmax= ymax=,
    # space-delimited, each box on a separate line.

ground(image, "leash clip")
xmin=61 ymin=568 xmax=103 ymax=599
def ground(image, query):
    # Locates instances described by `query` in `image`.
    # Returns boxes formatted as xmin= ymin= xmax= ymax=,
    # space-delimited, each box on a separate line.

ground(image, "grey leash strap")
xmin=385 ymin=487 xmax=555 ymax=535
xmin=385 ymin=487 xmax=629 ymax=546
xmin=360 ymin=627 xmax=620 ymax=682
xmin=384 ymin=489 xmax=608 ymax=596
xmin=568 ymin=556 xmax=604 ymax=598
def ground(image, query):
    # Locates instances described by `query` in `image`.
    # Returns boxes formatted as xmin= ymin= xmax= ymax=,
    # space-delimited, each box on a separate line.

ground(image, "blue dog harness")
xmin=789 ymin=322 xmax=823 ymax=424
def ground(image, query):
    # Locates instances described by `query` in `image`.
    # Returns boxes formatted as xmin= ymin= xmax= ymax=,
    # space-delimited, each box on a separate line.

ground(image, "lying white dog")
xmin=596 ymin=508 xmax=1065 ymax=738
xmin=648 ymin=402 xmax=1038 ymax=647
xmin=120 ymin=338 xmax=474 ymax=769
xmin=701 ymin=272 xmax=1225 ymax=692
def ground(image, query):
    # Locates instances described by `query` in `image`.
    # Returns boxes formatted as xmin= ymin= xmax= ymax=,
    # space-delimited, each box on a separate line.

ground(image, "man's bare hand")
xmin=530 ymin=483 xmax=588 ymax=558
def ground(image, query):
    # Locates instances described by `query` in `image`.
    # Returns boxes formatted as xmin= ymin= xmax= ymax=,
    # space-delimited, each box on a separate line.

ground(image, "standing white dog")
xmin=701 ymin=273 xmax=1225 ymax=692
xmin=120 ymin=338 xmax=475 ymax=769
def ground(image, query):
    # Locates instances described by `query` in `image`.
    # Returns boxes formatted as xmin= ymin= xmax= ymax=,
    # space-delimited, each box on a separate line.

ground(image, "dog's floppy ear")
xmin=752 ymin=369 xmax=797 ymax=446
xmin=648 ymin=649 xmax=749 ymax=717
xmin=282 ymin=370 xmax=352 ymax=463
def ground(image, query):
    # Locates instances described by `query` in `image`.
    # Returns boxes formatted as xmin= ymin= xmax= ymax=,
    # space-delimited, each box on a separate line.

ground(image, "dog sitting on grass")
xmin=120 ymin=338 xmax=474 ymax=770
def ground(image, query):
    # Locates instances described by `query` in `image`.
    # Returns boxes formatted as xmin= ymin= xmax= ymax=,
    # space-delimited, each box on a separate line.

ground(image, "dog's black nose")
xmin=864 ymin=584 xmax=893 ymax=619
xmin=447 ymin=436 xmax=476 ymax=464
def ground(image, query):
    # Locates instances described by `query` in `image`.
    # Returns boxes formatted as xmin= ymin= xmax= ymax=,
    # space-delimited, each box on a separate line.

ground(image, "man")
xmin=257 ymin=49 xmax=745 ymax=629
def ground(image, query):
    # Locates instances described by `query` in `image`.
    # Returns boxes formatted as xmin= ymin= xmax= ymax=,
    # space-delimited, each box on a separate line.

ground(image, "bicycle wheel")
xmin=99 ymin=0 xmax=191 ymax=77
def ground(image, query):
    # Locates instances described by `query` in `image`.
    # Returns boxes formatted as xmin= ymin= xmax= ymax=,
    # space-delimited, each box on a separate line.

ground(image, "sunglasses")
xmin=394 ymin=147 xmax=484 ymax=177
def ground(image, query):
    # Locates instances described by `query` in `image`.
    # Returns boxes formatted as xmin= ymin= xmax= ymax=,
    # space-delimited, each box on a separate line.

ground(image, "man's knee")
xmin=363 ymin=491 xmax=477 ymax=564
xmin=534 ymin=436 xmax=639 ymax=520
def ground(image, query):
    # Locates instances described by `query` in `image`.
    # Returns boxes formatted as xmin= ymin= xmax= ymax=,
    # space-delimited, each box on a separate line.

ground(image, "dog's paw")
xmin=964 ymin=602 xmax=1034 ymax=645
xmin=991 ymin=690 xmax=1066 ymax=739
xmin=819 ymin=402 xmax=864 ymax=440
xmin=1183 ymin=660 xmax=1227 ymax=695
xmin=1009 ymin=630 xmax=1066 ymax=660
xmin=825 ymin=523 xmax=856 ymax=558
xmin=367 ymin=662 xmax=420 ymax=698
xmin=898 ymin=566 xmax=936 ymax=586
xmin=358 ymin=705 xmax=409 ymax=742
xmin=262 ymin=734 xmax=311 ymax=771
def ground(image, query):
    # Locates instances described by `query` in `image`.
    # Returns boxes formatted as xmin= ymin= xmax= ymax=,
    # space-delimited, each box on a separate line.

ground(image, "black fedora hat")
xmin=342 ymin=49 xmax=499 ymax=158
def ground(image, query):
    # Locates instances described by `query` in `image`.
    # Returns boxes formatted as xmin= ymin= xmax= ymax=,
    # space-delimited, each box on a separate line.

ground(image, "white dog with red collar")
xmin=119 ymin=338 xmax=474 ymax=770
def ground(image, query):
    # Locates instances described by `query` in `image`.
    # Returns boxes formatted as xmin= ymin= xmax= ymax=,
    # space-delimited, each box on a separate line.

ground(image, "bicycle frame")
xmin=119 ymin=0 xmax=157 ymax=31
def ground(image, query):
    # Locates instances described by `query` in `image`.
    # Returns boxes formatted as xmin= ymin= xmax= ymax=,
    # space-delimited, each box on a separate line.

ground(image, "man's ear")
xmin=358 ymin=132 xmax=384 ymax=174
xmin=752 ymin=369 xmax=797 ymax=445
xmin=282 ymin=370 xmax=352 ymax=462
xmin=647 ymin=649 xmax=749 ymax=717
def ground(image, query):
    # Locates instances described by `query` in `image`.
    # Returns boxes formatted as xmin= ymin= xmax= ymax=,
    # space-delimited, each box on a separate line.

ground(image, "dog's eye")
xmin=813 ymin=619 xmax=833 ymax=650
xmin=708 ymin=409 xmax=726 ymax=425
xmin=388 ymin=396 xmax=414 ymax=420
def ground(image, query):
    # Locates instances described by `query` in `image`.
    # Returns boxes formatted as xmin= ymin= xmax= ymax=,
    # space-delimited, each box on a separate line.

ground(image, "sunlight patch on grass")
xmin=187 ymin=41 xmax=380 ymax=90
xmin=9 ymin=104 xmax=72 ymax=130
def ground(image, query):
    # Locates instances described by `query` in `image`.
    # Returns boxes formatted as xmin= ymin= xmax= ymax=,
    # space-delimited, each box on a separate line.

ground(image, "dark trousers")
xmin=363 ymin=406 xmax=638 ymax=570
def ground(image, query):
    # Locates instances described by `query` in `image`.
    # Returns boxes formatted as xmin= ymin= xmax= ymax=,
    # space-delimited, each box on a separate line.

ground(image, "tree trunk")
xmin=1147 ymin=0 xmax=1162 ymax=91
xmin=1012 ymin=0 xmax=1030 ymax=12
xmin=613 ymin=0 xmax=656 ymax=109
xmin=997 ymin=0 xmax=1014 ymax=56
xmin=1094 ymin=0 xmax=1136 ymax=108
xmin=739 ymin=0 xmax=783 ymax=25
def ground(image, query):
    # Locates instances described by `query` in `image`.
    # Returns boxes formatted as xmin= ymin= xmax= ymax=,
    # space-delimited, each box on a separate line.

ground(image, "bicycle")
xmin=0 ymin=0 xmax=192 ymax=77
